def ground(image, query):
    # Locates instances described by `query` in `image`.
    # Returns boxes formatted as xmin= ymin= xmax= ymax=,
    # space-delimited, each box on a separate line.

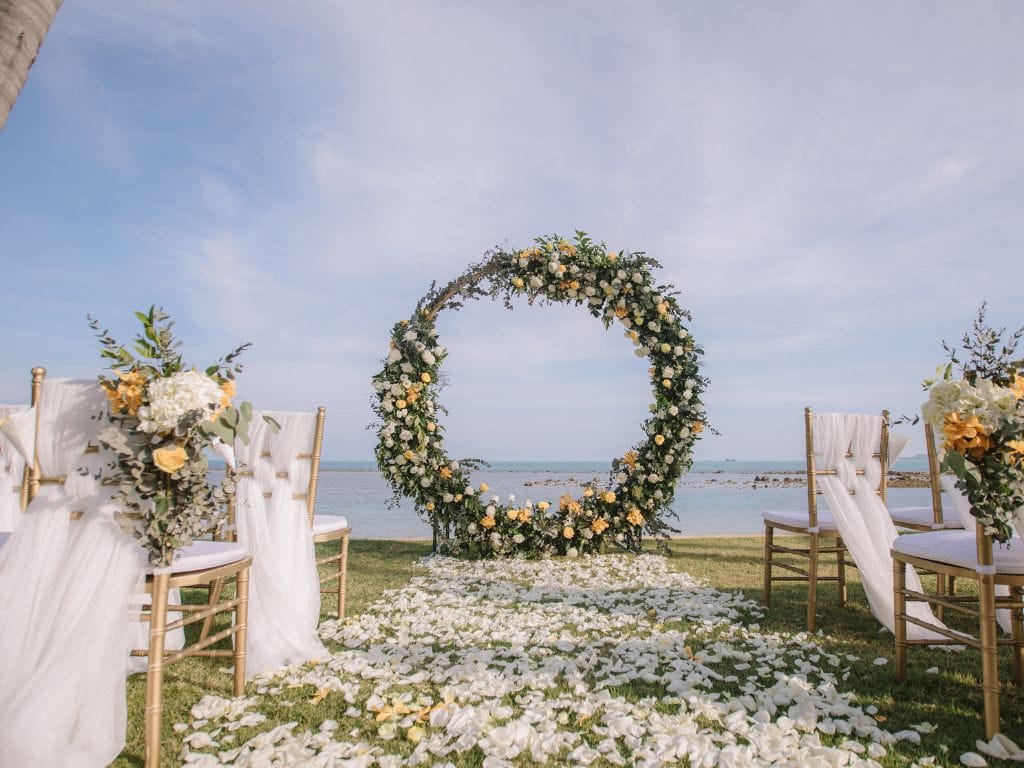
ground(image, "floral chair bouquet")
xmin=921 ymin=304 xmax=1024 ymax=544
xmin=90 ymin=307 xmax=256 ymax=567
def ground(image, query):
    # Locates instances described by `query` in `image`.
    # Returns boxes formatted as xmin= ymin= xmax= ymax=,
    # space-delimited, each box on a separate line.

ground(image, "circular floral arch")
xmin=372 ymin=232 xmax=707 ymax=557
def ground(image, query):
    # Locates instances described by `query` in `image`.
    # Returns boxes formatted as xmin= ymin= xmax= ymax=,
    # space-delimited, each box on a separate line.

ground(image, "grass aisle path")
xmin=116 ymin=538 xmax=1022 ymax=767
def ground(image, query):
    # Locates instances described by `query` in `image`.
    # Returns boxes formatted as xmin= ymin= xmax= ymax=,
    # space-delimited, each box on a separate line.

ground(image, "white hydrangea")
xmin=137 ymin=370 xmax=222 ymax=434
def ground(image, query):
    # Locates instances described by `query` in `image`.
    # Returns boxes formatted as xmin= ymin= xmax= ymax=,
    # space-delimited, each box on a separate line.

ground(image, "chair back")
xmin=228 ymin=408 xmax=326 ymax=529
xmin=923 ymin=422 xmax=947 ymax=527
xmin=805 ymin=408 xmax=889 ymax=529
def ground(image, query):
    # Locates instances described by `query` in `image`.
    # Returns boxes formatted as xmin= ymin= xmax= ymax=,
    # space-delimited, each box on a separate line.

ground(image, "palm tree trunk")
xmin=0 ymin=0 xmax=63 ymax=131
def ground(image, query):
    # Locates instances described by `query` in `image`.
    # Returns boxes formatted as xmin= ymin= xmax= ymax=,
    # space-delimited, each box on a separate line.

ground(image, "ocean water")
xmin=311 ymin=458 xmax=933 ymax=539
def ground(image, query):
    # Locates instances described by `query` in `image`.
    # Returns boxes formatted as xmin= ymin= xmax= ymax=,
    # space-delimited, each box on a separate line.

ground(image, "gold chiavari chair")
xmin=889 ymin=422 xmax=964 ymax=532
xmin=307 ymin=407 xmax=352 ymax=618
xmin=893 ymin=520 xmax=1024 ymax=739
xmin=21 ymin=367 xmax=252 ymax=768
xmin=762 ymin=408 xmax=889 ymax=631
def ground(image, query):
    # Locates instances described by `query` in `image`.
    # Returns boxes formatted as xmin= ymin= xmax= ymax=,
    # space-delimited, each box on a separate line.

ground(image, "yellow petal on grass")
xmin=309 ymin=687 xmax=331 ymax=705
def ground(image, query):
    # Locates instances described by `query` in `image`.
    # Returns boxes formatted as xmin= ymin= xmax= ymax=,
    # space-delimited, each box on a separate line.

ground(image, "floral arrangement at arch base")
xmin=89 ymin=307 xmax=256 ymax=567
xmin=921 ymin=304 xmax=1024 ymax=544
xmin=372 ymin=232 xmax=708 ymax=557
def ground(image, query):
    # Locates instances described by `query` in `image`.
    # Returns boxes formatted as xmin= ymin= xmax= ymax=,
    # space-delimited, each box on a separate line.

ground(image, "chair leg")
xmin=893 ymin=558 xmax=908 ymax=683
xmin=1010 ymin=585 xmax=1023 ymax=686
xmin=836 ymin=535 xmax=847 ymax=608
xmin=807 ymin=532 xmax=819 ymax=632
xmin=763 ymin=525 xmax=774 ymax=608
xmin=978 ymin=573 xmax=1001 ymax=739
xmin=145 ymin=572 xmax=171 ymax=768
xmin=233 ymin=566 xmax=250 ymax=696
xmin=199 ymin=577 xmax=226 ymax=641
xmin=338 ymin=533 xmax=349 ymax=619
xmin=936 ymin=573 xmax=947 ymax=622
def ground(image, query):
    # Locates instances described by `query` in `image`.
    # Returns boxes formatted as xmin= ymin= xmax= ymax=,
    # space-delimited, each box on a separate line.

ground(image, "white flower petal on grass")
xmin=177 ymin=555 xmax=942 ymax=767
xmin=960 ymin=752 xmax=988 ymax=767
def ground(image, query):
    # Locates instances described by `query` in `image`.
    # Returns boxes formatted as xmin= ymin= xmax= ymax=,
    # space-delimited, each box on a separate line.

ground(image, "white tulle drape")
xmin=233 ymin=411 xmax=325 ymax=675
xmin=0 ymin=404 xmax=28 ymax=531
xmin=0 ymin=379 xmax=145 ymax=768
xmin=813 ymin=413 xmax=948 ymax=640
xmin=938 ymin=474 xmax=1017 ymax=634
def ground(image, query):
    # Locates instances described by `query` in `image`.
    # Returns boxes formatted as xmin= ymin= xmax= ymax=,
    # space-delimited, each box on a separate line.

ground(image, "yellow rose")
xmin=479 ymin=483 xmax=489 ymax=493
xmin=403 ymin=450 xmax=416 ymax=461
xmin=608 ymin=253 xmax=618 ymax=263
xmin=626 ymin=508 xmax=645 ymax=526
xmin=537 ymin=501 xmax=550 ymax=511
xmin=439 ymin=466 xmax=452 ymax=479
xmin=602 ymin=491 xmax=616 ymax=503
xmin=219 ymin=379 xmax=237 ymax=407
xmin=396 ymin=399 xmax=407 ymax=409
xmin=420 ymin=372 xmax=432 ymax=384
xmin=507 ymin=508 xmax=519 ymax=521
xmin=563 ymin=526 xmax=575 ymax=539
xmin=662 ymin=379 xmax=672 ymax=388
xmin=591 ymin=518 xmax=609 ymax=534
xmin=152 ymin=444 xmax=188 ymax=474
xmin=481 ymin=515 xmax=496 ymax=529
xmin=654 ymin=434 xmax=665 ymax=446
xmin=692 ymin=422 xmax=704 ymax=435
xmin=427 ymin=422 xmax=436 ymax=432
xmin=583 ymin=487 xmax=594 ymax=497
xmin=425 ymin=501 xmax=435 ymax=511
xmin=454 ymin=493 xmax=463 ymax=502
xmin=1007 ymin=440 xmax=1024 ymax=462
xmin=1011 ymin=375 xmax=1024 ymax=400
xmin=629 ymin=331 xmax=639 ymax=342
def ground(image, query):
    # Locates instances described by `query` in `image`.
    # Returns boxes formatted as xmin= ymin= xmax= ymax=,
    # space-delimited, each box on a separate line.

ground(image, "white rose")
xmin=513 ymin=534 xmax=525 ymax=544
xmin=387 ymin=349 xmax=401 ymax=364
xmin=663 ymin=367 xmax=674 ymax=378
xmin=443 ymin=493 xmax=453 ymax=503
xmin=668 ymin=406 xmax=679 ymax=416
xmin=467 ymin=523 xmax=478 ymax=534
xmin=399 ymin=429 xmax=412 ymax=442
xmin=400 ymin=362 xmax=413 ymax=373
xmin=674 ymin=345 xmax=684 ymax=356
xmin=529 ymin=276 xmax=544 ymax=289
xmin=403 ymin=330 xmax=417 ymax=341
xmin=616 ymin=473 xmax=627 ymax=484
xmin=421 ymin=350 xmax=436 ymax=365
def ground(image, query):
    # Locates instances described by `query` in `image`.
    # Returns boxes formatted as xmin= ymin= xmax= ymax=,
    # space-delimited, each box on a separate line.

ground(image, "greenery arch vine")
xmin=372 ymin=232 xmax=707 ymax=557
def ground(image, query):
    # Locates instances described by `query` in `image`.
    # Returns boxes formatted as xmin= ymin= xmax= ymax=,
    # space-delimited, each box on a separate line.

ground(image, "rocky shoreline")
xmin=522 ymin=471 xmax=932 ymax=490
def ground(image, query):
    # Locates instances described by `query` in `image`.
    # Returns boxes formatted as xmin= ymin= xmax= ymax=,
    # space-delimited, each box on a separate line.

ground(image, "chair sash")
xmin=0 ymin=404 xmax=28 ymax=531
xmin=233 ymin=411 xmax=325 ymax=675
xmin=938 ymin=474 xmax=1018 ymax=634
xmin=0 ymin=379 xmax=145 ymax=767
xmin=813 ymin=413 xmax=948 ymax=640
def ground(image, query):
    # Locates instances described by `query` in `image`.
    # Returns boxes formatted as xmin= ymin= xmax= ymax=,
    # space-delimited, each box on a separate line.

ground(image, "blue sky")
xmin=1 ymin=1 xmax=1023 ymax=461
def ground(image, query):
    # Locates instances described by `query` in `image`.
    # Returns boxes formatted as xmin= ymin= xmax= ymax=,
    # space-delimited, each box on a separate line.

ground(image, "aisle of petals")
xmin=178 ymin=555 xmax=939 ymax=767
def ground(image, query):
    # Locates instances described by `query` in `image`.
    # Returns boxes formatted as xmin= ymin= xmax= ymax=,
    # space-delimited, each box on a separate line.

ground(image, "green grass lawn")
xmin=115 ymin=537 xmax=1023 ymax=766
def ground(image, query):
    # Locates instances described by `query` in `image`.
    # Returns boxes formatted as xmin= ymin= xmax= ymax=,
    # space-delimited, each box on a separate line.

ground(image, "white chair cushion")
xmin=146 ymin=540 xmax=248 ymax=574
xmin=0 ymin=531 xmax=10 ymax=550
xmin=762 ymin=509 xmax=838 ymax=532
xmin=889 ymin=505 xmax=964 ymax=530
xmin=312 ymin=514 xmax=349 ymax=535
xmin=892 ymin=530 xmax=1024 ymax=575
